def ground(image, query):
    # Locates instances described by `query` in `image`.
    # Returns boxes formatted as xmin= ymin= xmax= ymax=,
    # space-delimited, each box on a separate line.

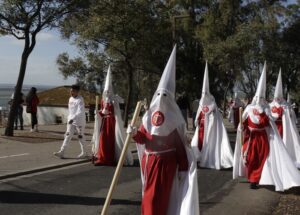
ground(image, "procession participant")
xmin=54 ymin=85 xmax=87 ymax=159
xmin=191 ymin=62 xmax=233 ymax=170
xmin=91 ymin=66 xmax=133 ymax=166
xmin=228 ymin=92 xmax=244 ymax=129
xmin=233 ymin=62 xmax=300 ymax=191
xmin=269 ymin=70 xmax=300 ymax=167
xmin=127 ymin=45 xmax=199 ymax=215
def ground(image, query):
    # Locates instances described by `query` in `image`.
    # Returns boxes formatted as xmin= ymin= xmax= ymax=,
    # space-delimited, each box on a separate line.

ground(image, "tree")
xmin=0 ymin=0 xmax=83 ymax=136
xmin=59 ymin=0 xmax=174 ymax=126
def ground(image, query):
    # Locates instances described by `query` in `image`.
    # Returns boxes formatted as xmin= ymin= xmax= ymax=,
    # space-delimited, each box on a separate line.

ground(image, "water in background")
xmin=0 ymin=84 xmax=52 ymax=109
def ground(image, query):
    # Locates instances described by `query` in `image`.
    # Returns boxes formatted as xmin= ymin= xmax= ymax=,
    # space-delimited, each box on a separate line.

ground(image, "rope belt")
xmin=248 ymin=127 xmax=265 ymax=131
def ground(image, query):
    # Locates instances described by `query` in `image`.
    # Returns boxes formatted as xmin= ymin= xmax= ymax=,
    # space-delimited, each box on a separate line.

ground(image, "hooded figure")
xmin=191 ymin=62 xmax=233 ymax=169
xmin=127 ymin=45 xmax=199 ymax=215
xmin=233 ymin=62 xmax=300 ymax=191
xmin=228 ymin=92 xmax=244 ymax=129
xmin=269 ymin=70 xmax=300 ymax=168
xmin=92 ymin=66 xmax=133 ymax=166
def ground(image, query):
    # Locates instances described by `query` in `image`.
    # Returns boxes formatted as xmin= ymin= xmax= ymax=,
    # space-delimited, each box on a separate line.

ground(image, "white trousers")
xmin=60 ymin=124 xmax=86 ymax=153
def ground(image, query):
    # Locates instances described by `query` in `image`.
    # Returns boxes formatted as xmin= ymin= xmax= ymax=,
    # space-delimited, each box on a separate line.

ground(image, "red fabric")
xmin=133 ymin=125 xmax=188 ymax=215
xmin=31 ymin=95 xmax=39 ymax=113
xmin=271 ymin=106 xmax=283 ymax=138
xmin=197 ymin=112 xmax=205 ymax=151
xmin=94 ymin=101 xmax=116 ymax=166
xmin=242 ymin=112 xmax=270 ymax=183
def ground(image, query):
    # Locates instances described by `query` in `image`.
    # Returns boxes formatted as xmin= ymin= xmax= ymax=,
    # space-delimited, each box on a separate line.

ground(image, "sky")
xmin=0 ymin=29 xmax=77 ymax=87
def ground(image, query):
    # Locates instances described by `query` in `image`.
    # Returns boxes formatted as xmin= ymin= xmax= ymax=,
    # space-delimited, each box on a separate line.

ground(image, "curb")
xmin=0 ymin=159 xmax=91 ymax=180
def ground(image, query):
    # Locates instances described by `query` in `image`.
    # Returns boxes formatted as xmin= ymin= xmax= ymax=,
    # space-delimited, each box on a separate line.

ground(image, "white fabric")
xmin=269 ymin=101 xmax=300 ymax=168
xmin=191 ymin=105 xmax=233 ymax=169
xmin=67 ymin=96 xmax=86 ymax=126
xmin=156 ymin=45 xmax=176 ymax=96
xmin=202 ymin=61 xmax=210 ymax=95
xmin=274 ymin=69 xmax=283 ymax=99
xmin=233 ymin=105 xmax=300 ymax=191
xmin=192 ymin=62 xmax=233 ymax=169
xmin=252 ymin=62 xmax=267 ymax=104
xmin=61 ymin=124 xmax=86 ymax=153
xmin=136 ymin=45 xmax=199 ymax=214
xmin=91 ymin=66 xmax=133 ymax=165
xmin=142 ymin=45 xmax=185 ymax=136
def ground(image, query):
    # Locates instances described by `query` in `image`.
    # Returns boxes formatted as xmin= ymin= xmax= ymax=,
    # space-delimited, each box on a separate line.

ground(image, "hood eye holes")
xmin=163 ymin=93 xmax=167 ymax=96
xmin=157 ymin=93 xmax=160 ymax=96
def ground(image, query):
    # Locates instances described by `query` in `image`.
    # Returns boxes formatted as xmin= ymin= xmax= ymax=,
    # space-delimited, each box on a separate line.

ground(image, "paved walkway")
xmin=0 ymin=118 xmax=299 ymax=214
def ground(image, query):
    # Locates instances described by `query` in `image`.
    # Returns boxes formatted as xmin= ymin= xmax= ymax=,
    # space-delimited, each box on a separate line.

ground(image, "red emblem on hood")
xmin=152 ymin=111 xmax=165 ymax=126
xmin=202 ymin=106 xmax=209 ymax=113
xmin=253 ymin=108 xmax=259 ymax=115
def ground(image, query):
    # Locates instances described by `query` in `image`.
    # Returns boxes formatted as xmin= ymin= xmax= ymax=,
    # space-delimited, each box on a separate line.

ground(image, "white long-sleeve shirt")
xmin=68 ymin=96 xmax=86 ymax=126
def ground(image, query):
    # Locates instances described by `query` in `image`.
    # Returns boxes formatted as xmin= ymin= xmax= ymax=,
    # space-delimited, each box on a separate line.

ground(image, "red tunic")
xmin=271 ymin=106 xmax=283 ymax=138
xmin=94 ymin=101 xmax=116 ymax=166
xmin=242 ymin=112 xmax=270 ymax=183
xmin=133 ymin=125 xmax=189 ymax=215
xmin=197 ymin=112 xmax=205 ymax=151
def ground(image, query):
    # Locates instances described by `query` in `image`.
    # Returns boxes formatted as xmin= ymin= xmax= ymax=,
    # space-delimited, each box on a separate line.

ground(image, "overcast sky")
xmin=0 ymin=29 xmax=77 ymax=86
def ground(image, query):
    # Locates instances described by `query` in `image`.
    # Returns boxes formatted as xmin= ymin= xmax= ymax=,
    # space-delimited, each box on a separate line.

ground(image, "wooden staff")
xmin=100 ymin=101 xmax=143 ymax=215
xmin=239 ymin=107 xmax=243 ymax=145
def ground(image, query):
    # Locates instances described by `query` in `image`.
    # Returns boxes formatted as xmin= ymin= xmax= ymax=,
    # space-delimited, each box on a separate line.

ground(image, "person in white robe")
xmin=233 ymin=62 xmax=300 ymax=191
xmin=269 ymin=70 xmax=300 ymax=168
xmin=191 ymin=62 xmax=234 ymax=170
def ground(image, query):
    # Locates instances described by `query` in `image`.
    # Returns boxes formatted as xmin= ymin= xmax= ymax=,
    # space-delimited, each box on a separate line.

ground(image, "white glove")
xmin=126 ymin=125 xmax=137 ymax=136
xmin=101 ymin=109 xmax=109 ymax=115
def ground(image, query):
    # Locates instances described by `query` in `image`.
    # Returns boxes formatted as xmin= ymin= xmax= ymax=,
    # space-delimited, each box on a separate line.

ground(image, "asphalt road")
xmin=0 ymin=156 xmax=234 ymax=215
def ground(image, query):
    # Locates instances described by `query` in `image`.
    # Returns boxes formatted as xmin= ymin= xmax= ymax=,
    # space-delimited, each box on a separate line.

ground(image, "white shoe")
xmin=30 ymin=129 xmax=34 ymax=132
xmin=77 ymin=152 xmax=87 ymax=159
xmin=54 ymin=151 xmax=64 ymax=158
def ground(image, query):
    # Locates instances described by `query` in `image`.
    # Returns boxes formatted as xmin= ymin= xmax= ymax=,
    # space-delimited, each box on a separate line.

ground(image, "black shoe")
xmin=250 ymin=182 xmax=259 ymax=189
xmin=14 ymin=127 xmax=18 ymax=130
xmin=20 ymin=127 xmax=24 ymax=130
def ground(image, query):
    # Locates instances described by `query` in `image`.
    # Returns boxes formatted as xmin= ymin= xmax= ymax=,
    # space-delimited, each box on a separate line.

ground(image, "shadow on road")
xmin=0 ymin=191 xmax=141 ymax=206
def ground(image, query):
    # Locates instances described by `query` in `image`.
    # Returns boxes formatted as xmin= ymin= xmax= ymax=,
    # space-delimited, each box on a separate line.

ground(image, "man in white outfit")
xmin=54 ymin=85 xmax=87 ymax=159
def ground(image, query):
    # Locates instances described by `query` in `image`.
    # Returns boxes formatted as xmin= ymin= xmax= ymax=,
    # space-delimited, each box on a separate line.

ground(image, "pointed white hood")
xmin=142 ymin=45 xmax=185 ymax=136
xmin=274 ymin=69 xmax=283 ymax=100
xmin=202 ymin=61 xmax=210 ymax=95
xmin=252 ymin=61 xmax=267 ymax=106
xmin=156 ymin=45 xmax=176 ymax=97
xmin=102 ymin=65 xmax=114 ymax=103
xmin=200 ymin=62 xmax=215 ymax=106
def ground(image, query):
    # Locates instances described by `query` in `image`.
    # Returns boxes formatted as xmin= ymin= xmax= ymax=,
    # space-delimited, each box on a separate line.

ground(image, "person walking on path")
xmin=191 ymin=62 xmax=233 ymax=170
xmin=127 ymin=46 xmax=199 ymax=215
xmin=26 ymin=87 xmax=39 ymax=132
xmin=91 ymin=66 xmax=133 ymax=166
xmin=54 ymin=85 xmax=87 ymax=159
xmin=269 ymin=70 xmax=300 ymax=168
xmin=233 ymin=62 xmax=300 ymax=191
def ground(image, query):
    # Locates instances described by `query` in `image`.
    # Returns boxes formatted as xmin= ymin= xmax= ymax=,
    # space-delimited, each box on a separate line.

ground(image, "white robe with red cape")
xmin=91 ymin=96 xmax=133 ymax=165
xmin=269 ymin=101 xmax=300 ymax=168
xmin=233 ymin=104 xmax=300 ymax=191
xmin=191 ymin=99 xmax=233 ymax=169
xmin=135 ymin=90 xmax=199 ymax=215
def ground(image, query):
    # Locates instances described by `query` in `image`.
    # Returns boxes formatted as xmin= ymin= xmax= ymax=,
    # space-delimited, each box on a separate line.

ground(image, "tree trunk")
xmin=123 ymin=63 xmax=133 ymax=127
xmin=5 ymin=53 xmax=29 ymax=136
